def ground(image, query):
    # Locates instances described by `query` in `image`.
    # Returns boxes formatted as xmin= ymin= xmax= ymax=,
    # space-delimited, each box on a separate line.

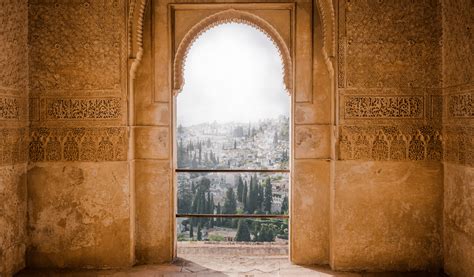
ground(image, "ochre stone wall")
xmin=441 ymin=1 xmax=474 ymax=276
xmin=333 ymin=0 xmax=444 ymax=271
xmin=130 ymin=0 xmax=335 ymax=265
xmin=0 ymin=1 xmax=29 ymax=275
xmin=0 ymin=0 xmax=471 ymax=274
xmin=26 ymin=0 xmax=133 ymax=268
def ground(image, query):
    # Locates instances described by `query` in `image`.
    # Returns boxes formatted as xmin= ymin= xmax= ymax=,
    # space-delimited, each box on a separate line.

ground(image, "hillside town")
xmin=177 ymin=116 xmax=290 ymax=242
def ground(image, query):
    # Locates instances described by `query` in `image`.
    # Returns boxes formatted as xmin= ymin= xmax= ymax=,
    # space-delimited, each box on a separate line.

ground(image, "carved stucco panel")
xmin=338 ymin=125 xmax=443 ymax=162
xmin=29 ymin=127 xmax=128 ymax=162
xmin=28 ymin=0 xmax=127 ymax=93
xmin=0 ymin=0 xmax=28 ymax=93
xmin=339 ymin=0 xmax=442 ymax=89
xmin=442 ymin=0 xmax=474 ymax=87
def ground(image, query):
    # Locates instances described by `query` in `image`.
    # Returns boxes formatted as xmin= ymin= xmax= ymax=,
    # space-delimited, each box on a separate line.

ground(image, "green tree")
xmin=263 ymin=178 xmax=273 ymax=213
xmin=257 ymin=183 xmax=264 ymax=211
xmin=257 ymin=224 xmax=275 ymax=242
xmin=178 ymin=183 xmax=193 ymax=214
xmin=243 ymin=181 xmax=248 ymax=211
xmin=235 ymin=219 xmax=251 ymax=242
xmin=237 ymin=175 xmax=244 ymax=202
xmin=190 ymin=223 xmax=194 ymax=239
xmin=281 ymin=196 xmax=288 ymax=214
xmin=197 ymin=223 xmax=202 ymax=241
xmin=247 ymin=175 xmax=258 ymax=213
xmin=223 ymin=188 xmax=237 ymax=214
xmin=216 ymin=203 xmax=222 ymax=226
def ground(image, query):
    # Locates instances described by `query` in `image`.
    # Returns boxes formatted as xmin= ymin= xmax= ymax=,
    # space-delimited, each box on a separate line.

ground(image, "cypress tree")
xmin=257 ymin=183 xmax=264 ymax=211
xmin=263 ymin=178 xmax=273 ymax=213
xmin=243 ymin=181 xmax=248 ymax=212
xmin=248 ymin=176 xmax=258 ymax=213
xmin=223 ymin=188 xmax=237 ymax=214
xmin=216 ymin=203 xmax=222 ymax=226
xmin=234 ymin=219 xmax=251 ymax=242
xmin=190 ymin=223 xmax=194 ymax=239
xmin=237 ymin=175 xmax=244 ymax=202
xmin=281 ymin=196 xmax=288 ymax=214
xmin=197 ymin=223 xmax=202 ymax=241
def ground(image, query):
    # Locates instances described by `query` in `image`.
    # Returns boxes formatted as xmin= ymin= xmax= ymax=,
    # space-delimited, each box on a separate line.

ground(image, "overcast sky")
xmin=177 ymin=23 xmax=290 ymax=126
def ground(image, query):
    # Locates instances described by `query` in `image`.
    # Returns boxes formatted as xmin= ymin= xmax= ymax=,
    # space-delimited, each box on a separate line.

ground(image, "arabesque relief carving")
xmin=29 ymin=127 xmax=128 ymax=162
xmin=0 ymin=97 xmax=21 ymax=120
xmin=443 ymin=126 xmax=473 ymax=166
xmin=448 ymin=93 xmax=473 ymax=118
xmin=442 ymin=0 xmax=473 ymax=87
xmin=45 ymin=98 xmax=122 ymax=120
xmin=339 ymin=126 xmax=443 ymax=161
xmin=344 ymin=96 xmax=423 ymax=119
xmin=338 ymin=0 xmax=441 ymax=89
xmin=0 ymin=128 xmax=28 ymax=166
xmin=28 ymin=0 xmax=126 ymax=92
xmin=0 ymin=0 xmax=28 ymax=92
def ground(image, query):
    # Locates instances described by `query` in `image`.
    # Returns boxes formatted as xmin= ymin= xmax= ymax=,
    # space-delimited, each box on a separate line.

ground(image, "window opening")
xmin=175 ymin=22 xmax=290 ymax=256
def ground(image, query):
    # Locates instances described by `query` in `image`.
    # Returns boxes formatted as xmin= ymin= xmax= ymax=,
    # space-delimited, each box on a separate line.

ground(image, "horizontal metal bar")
xmin=176 ymin=214 xmax=289 ymax=219
xmin=175 ymin=169 xmax=290 ymax=173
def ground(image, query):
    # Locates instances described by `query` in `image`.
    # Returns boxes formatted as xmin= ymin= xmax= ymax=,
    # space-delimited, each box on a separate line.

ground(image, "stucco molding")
xmin=316 ymin=0 xmax=336 ymax=58
xmin=127 ymin=0 xmax=337 ymax=90
xmin=172 ymin=9 xmax=293 ymax=96
xmin=128 ymin=0 xmax=148 ymax=80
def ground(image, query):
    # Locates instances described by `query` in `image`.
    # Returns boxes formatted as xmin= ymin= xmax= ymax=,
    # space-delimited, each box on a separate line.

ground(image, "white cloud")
xmin=177 ymin=23 xmax=290 ymax=126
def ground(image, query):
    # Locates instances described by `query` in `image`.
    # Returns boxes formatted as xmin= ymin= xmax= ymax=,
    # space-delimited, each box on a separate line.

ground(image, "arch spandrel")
xmin=172 ymin=9 xmax=293 ymax=96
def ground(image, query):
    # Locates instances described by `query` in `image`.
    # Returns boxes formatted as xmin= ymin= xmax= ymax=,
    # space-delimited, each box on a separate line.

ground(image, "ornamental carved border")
xmin=44 ymin=97 xmax=122 ymax=120
xmin=343 ymin=95 xmax=424 ymax=119
xmin=443 ymin=126 xmax=473 ymax=166
xmin=448 ymin=93 xmax=473 ymax=118
xmin=128 ymin=0 xmax=336 ymax=89
xmin=338 ymin=125 xmax=443 ymax=161
xmin=0 ymin=128 xmax=28 ymax=166
xmin=172 ymin=9 xmax=293 ymax=95
xmin=0 ymin=96 xmax=21 ymax=120
xmin=29 ymin=127 xmax=128 ymax=162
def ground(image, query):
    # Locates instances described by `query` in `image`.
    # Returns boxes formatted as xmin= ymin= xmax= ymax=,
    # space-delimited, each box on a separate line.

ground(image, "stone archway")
xmin=172 ymin=9 xmax=293 ymax=95
xmin=128 ymin=0 xmax=336 ymax=265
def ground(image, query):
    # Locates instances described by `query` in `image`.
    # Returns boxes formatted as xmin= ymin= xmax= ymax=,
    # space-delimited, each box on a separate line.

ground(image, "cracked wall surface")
xmin=0 ymin=0 xmax=472 ymax=274
xmin=0 ymin=0 xmax=29 ymax=275
xmin=26 ymin=0 xmax=133 ymax=269
xmin=442 ymin=1 xmax=474 ymax=276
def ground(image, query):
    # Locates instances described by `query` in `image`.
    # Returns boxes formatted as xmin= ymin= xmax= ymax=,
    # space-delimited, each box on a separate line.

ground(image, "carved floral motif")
xmin=28 ymin=0 xmax=126 ymax=92
xmin=344 ymin=96 xmax=423 ymax=119
xmin=0 ymin=0 xmax=28 ymax=92
xmin=29 ymin=127 xmax=128 ymax=162
xmin=338 ymin=126 xmax=443 ymax=162
xmin=0 ymin=97 xmax=20 ymax=120
xmin=339 ymin=0 xmax=441 ymax=89
xmin=0 ymin=128 xmax=28 ymax=166
xmin=442 ymin=0 xmax=473 ymax=87
xmin=448 ymin=93 xmax=473 ymax=118
xmin=443 ymin=126 xmax=473 ymax=166
xmin=45 ymin=98 xmax=121 ymax=120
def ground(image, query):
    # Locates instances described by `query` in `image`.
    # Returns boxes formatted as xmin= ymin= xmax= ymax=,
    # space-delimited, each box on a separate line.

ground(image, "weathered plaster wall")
xmin=26 ymin=0 xmax=132 ymax=268
xmin=441 ymin=1 xmax=474 ymax=276
xmin=0 ymin=0 xmax=29 ymax=275
xmin=333 ymin=0 xmax=443 ymax=271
